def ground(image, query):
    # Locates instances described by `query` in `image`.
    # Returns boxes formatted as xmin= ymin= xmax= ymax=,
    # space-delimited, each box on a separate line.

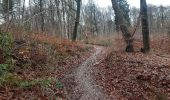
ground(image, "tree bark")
xmin=111 ymin=0 xmax=134 ymax=52
xmin=22 ymin=0 xmax=25 ymax=23
xmin=39 ymin=0 xmax=44 ymax=32
xmin=72 ymin=0 xmax=81 ymax=41
xmin=140 ymin=0 xmax=150 ymax=53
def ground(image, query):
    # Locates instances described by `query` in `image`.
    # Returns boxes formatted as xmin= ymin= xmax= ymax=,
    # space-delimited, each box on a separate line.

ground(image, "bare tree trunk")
xmin=111 ymin=0 xmax=134 ymax=52
xmin=55 ymin=0 xmax=62 ymax=36
xmin=140 ymin=0 xmax=150 ymax=53
xmin=22 ymin=0 xmax=25 ymax=23
xmin=93 ymin=5 xmax=98 ymax=34
xmin=61 ymin=0 xmax=67 ymax=38
xmin=49 ymin=0 xmax=54 ymax=26
xmin=39 ymin=0 xmax=44 ymax=32
xmin=72 ymin=0 xmax=81 ymax=41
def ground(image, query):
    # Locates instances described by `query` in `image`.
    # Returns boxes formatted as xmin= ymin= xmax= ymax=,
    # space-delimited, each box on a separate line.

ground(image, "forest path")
xmin=66 ymin=46 xmax=111 ymax=100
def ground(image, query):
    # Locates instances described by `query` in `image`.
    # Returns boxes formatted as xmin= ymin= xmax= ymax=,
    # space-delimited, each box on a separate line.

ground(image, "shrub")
xmin=0 ymin=32 xmax=18 ymax=87
xmin=0 ymin=73 xmax=19 ymax=86
xmin=0 ymin=64 xmax=9 ymax=76
xmin=0 ymin=32 xmax=13 ymax=67
xmin=55 ymin=80 xmax=63 ymax=89
xmin=19 ymin=78 xmax=52 ymax=89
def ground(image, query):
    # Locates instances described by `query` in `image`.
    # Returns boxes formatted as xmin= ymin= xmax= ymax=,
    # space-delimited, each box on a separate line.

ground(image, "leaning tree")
xmin=115 ymin=0 xmax=131 ymax=32
xmin=111 ymin=0 xmax=150 ymax=52
xmin=111 ymin=0 xmax=134 ymax=52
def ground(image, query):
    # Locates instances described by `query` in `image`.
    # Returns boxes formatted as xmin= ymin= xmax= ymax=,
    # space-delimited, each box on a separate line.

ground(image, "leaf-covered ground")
xmin=0 ymin=33 xmax=94 ymax=99
xmin=92 ymin=37 xmax=170 ymax=100
xmin=1 ymin=33 xmax=170 ymax=100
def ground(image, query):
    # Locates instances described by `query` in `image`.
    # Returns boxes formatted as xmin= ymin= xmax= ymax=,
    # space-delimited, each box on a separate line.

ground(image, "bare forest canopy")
xmin=0 ymin=0 xmax=170 ymax=39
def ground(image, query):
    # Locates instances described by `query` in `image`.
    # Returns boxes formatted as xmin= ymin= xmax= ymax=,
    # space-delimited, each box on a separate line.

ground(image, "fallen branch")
xmin=116 ymin=60 xmax=144 ymax=64
xmin=156 ymin=54 xmax=170 ymax=58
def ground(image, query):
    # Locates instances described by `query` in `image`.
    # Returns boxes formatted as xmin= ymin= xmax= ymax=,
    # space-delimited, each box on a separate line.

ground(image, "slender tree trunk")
xmin=22 ymin=0 xmax=25 ymax=23
xmin=39 ymin=0 xmax=44 ymax=32
xmin=72 ymin=0 xmax=81 ymax=41
xmin=55 ymin=0 xmax=62 ymax=36
xmin=60 ymin=0 xmax=67 ymax=38
xmin=18 ymin=0 xmax=21 ymax=24
xmin=111 ymin=0 xmax=134 ymax=52
xmin=93 ymin=5 xmax=98 ymax=34
xmin=29 ymin=0 xmax=33 ymax=31
xmin=140 ymin=0 xmax=150 ymax=53
xmin=49 ymin=0 xmax=54 ymax=26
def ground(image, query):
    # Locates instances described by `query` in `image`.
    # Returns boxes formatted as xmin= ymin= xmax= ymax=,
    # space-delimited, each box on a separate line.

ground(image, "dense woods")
xmin=0 ymin=0 xmax=169 ymax=37
xmin=0 ymin=0 xmax=170 ymax=99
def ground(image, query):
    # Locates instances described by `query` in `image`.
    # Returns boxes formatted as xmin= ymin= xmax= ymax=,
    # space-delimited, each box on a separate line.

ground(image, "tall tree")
xmin=111 ymin=0 xmax=134 ymax=52
xmin=39 ymin=0 xmax=44 ymax=32
xmin=22 ymin=0 xmax=25 ymax=23
xmin=140 ymin=0 xmax=150 ymax=53
xmin=72 ymin=0 xmax=81 ymax=41
xmin=115 ymin=0 xmax=130 ymax=31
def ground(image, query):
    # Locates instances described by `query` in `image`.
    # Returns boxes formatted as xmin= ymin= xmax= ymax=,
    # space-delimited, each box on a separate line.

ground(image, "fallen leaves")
xmin=0 ymin=33 xmax=94 ymax=99
xmin=92 ymin=37 xmax=170 ymax=99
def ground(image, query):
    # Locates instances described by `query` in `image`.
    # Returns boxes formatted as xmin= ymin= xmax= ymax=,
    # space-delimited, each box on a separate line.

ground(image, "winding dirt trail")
xmin=66 ymin=46 xmax=111 ymax=100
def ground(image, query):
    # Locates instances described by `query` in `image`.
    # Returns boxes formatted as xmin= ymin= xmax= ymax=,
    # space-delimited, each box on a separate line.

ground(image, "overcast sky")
xmin=24 ymin=0 xmax=170 ymax=8
xmin=94 ymin=0 xmax=170 ymax=8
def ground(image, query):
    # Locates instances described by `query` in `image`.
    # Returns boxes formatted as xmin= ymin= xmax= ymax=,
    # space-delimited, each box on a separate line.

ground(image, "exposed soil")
xmin=63 ymin=46 xmax=112 ymax=100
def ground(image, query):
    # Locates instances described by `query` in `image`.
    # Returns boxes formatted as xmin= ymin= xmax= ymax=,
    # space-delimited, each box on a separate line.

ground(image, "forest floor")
xmin=0 ymin=33 xmax=170 ymax=100
xmin=91 ymin=36 xmax=170 ymax=100
xmin=0 ymin=33 xmax=94 ymax=99
xmin=61 ymin=35 xmax=170 ymax=100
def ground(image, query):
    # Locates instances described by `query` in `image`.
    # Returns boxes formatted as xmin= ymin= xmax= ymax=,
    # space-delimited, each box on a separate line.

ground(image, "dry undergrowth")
xmin=86 ymin=35 xmax=115 ymax=47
